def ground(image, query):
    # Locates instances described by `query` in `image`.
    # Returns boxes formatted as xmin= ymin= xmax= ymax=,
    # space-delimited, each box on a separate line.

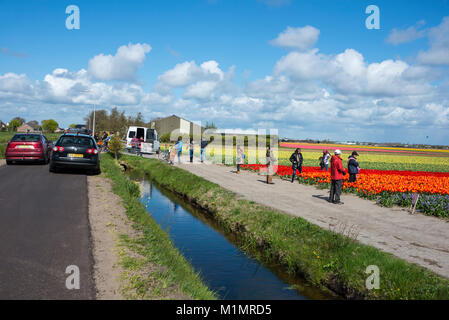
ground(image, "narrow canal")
xmin=137 ymin=178 xmax=334 ymax=300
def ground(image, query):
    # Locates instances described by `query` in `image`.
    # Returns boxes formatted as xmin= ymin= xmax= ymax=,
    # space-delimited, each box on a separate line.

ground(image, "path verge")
xmin=98 ymin=154 xmax=216 ymax=300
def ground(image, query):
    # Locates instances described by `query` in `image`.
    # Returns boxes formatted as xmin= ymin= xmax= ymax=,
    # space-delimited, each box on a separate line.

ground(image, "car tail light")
xmin=53 ymin=146 xmax=64 ymax=152
xmin=87 ymin=148 xmax=98 ymax=154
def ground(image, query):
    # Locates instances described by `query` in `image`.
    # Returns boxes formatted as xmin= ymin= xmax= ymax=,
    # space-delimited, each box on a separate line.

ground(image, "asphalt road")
xmin=0 ymin=163 xmax=95 ymax=299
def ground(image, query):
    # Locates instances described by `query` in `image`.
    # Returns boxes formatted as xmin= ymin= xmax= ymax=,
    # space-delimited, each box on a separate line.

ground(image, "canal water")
xmin=137 ymin=178 xmax=333 ymax=300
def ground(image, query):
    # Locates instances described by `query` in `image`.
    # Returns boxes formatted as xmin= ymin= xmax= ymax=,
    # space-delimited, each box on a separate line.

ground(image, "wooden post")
xmin=411 ymin=193 xmax=420 ymax=215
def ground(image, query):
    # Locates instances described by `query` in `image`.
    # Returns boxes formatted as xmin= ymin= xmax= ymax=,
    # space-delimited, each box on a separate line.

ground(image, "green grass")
xmin=121 ymin=155 xmax=449 ymax=300
xmin=100 ymin=153 xmax=216 ymax=300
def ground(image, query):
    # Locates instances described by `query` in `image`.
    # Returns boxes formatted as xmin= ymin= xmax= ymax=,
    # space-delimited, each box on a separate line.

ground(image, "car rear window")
xmin=58 ymin=136 xmax=95 ymax=148
xmin=11 ymin=134 xmax=41 ymax=142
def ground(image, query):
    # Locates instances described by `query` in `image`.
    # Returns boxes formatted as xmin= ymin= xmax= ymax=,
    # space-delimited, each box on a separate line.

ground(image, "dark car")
xmin=66 ymin=128 xmax=92 ymax=136
xmin=49 ymin=133 xmax=100 ymax=174
xmin=5 ymin=133 xmax=53 ymax=164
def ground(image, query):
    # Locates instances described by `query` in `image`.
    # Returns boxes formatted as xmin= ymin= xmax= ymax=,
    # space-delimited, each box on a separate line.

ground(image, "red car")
xmin=5 ymin=133 xmax=53 ymax=164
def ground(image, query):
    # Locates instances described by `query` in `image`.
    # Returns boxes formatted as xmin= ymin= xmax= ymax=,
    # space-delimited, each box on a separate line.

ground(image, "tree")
xmin=160 ymin=133 xmax=171 ymax=143
xmin=128 ymin=112 xmax=145 ymax=127
xmin=42 ymin=119 xmax=59 ymax=133
xmin=11 ymin=117 xmax=25 ymax=125
xmin=69 ymin=124 xmax=77 ymax=128
xmin=107 ymin=133 xmax=123 ymax=160
xmin=8 ymin=118 xmax=22 ymax=132
xmin=205 ymin=121 xmax=217 ymax=130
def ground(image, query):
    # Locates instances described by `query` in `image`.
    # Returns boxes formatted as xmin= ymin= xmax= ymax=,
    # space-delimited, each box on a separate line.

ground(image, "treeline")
xmin=0 ymin=117 xmax=59 ymax=133
xmin=84 ymin=107 xmax=148 ymax=136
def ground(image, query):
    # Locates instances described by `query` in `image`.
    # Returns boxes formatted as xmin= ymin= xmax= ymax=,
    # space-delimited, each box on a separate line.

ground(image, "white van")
xmin=126 ymin=126 xmax=160 ymax=154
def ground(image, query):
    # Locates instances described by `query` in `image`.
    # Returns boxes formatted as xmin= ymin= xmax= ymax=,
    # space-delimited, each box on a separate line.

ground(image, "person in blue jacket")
xmin=347 ymin=151 xmax=360 ymax=182
xmin=174 ymin=137 xmax=183 ymax=164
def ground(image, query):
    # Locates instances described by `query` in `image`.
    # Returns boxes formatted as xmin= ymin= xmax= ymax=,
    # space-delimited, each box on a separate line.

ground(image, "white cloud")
xmin=88 ymin=43 xmax=151 ymax=81
xmin=417 ymin=16 xmax=449 ymax=65
xmin=270 ymin=26 xmax=320 ymax=50
xmin=184 ymin=81 xmax=217 ymax=100
xmin=157 ymin=60 xmax=225 ymax=88
xmin=386 ymin=21 xmax=426 ymax=45
xmin=2 ymin=34 xmax=449 ymax=144
xmin=274 ymin=47 xmax=433 ymax=97
xmin=0 ymin=73 xmax=32 ymax=93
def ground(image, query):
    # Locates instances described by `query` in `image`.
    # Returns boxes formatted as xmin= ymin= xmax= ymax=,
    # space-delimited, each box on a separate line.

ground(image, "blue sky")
xmin=1 ymin=0 xmax=449 ymax=144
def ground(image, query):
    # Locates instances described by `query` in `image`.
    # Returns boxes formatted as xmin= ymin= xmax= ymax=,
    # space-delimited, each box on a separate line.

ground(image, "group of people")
xmin=94 ymin=131 xmax=111 ymax=152
xmin=166 ymin=138 xmax=361 ymax=205
xmin=276 ymin=147 xmax=360 ymax=205
xmin=168 ymin=136 xmax=213 ymax=165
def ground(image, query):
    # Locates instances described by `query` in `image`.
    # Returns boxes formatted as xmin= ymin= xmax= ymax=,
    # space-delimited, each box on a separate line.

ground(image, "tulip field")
xmin=160 ymin=140 xmax=449 ymax=217
xmin=240 ymin=145 xmax=449 ymax=218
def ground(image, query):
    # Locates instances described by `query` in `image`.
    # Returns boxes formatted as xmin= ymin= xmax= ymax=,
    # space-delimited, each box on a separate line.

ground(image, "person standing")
xmin=131 ymin=135 xmax=139 ymax=154
xmin=322 ymin=150 xmax=331 ymax=171
xmin=174 ymin=137 xmax=183 ymax=164
xmin=200 ymin=137 xmax=213 ymax=163
xmin=329 ymin=149 xmax=346 ymax=204
xmin=347 ymin=151 xmax=360 ymax=182
xmin=236 ymin=145 xmax=245 ymax=173
xmin=289 ymin=148 xmax=303 ymax=183
xmin=266 ymin=146 xmax=275 ymax=184
xmin=188 ymin=139 xmax=194 ymax=163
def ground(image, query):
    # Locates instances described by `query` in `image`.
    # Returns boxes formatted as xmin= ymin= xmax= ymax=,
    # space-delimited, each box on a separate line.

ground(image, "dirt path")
xmin=175 ymin=157 xmax=449 ymax=279
xmin=88 ymin=175 xmax=129 ymax=299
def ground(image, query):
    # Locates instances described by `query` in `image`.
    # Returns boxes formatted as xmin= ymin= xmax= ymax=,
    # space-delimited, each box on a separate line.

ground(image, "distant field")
xmin=279 ymin=144 xmax=449 ymax=172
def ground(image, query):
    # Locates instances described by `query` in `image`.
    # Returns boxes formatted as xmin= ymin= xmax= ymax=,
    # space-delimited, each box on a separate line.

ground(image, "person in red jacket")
xmin=329 ymin=149 xmax=346 ymax=204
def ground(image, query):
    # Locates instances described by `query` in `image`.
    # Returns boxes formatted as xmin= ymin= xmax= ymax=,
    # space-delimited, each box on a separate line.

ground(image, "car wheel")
xmin=6 ymin=160 xmax=12 ymax=165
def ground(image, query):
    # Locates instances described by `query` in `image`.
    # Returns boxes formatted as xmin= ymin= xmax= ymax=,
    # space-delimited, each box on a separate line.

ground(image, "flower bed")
xmin=241 ymin=164 xmax=449 ymax=218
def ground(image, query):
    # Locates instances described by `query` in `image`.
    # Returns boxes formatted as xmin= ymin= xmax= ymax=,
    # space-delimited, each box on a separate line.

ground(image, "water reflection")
xmin=139 ymin=179 xmax=333 ymax=300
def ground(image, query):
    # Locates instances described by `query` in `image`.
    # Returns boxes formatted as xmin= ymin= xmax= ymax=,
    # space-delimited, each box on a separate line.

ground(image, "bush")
xmin=107 ymin=133 xmax=123 ymax=159
xmin=160 ymin=133 xmax=171 ymax=143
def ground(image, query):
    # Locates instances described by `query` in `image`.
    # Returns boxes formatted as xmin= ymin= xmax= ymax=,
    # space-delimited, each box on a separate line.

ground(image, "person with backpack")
xmin=347 ymin=151 xmax=360 ymax=182
xmin=329 ymin=149 xmax=346 ymax=204
xmin=200 ymin=137 xmax=213 ymax=163
xmin=236 ymin=145 xmax=245 ymax=174
xmin=289 ymin=148 xmax=303 ymax=183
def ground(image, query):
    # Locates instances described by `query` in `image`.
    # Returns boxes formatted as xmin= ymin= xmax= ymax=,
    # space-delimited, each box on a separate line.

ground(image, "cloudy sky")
xmin=1 ymin=0 xmax=449 ymax=144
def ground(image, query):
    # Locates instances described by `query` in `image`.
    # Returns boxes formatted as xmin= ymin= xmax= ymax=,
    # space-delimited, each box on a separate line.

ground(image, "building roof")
xmin=150 ymin=114 xmax=204 ymax=128
xmin=26 ymin=122 xmax=41 ymax=130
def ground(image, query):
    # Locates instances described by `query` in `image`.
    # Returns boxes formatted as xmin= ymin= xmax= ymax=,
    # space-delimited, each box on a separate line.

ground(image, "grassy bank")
xmin=100 ymin=153 xmax=216 ymax=300
xmin=122 ymin=155 xmax=449 ymax=299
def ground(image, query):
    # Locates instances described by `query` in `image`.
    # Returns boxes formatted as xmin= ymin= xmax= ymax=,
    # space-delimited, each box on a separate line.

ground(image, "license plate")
xmin=68 ymin=153 xmax=84 ymax=158
xmin=17 ymin=145 xmax=34 ymax=149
